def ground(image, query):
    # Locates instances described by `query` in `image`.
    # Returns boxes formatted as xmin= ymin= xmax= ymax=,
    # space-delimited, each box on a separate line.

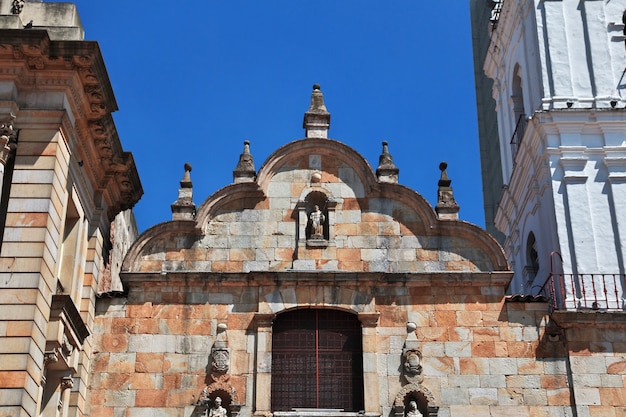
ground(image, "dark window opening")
xmin=271 ymin=309 xmax=364 ymax=412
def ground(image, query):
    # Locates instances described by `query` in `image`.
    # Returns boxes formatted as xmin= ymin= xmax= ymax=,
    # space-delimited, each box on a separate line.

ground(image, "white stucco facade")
xmin=483 ymin=0 xmax=626 ymax=307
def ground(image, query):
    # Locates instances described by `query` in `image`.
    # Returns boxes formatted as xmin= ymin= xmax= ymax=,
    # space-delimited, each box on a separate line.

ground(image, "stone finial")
xmin=303 ymin=84 xmax=331 ymax=138
xmin=171 ymin=163 xmax=196 ymax=220
xmin=435 ymin=162 xmax=460 ymax=220
xmin=0 ymin=113 xmax=17 ymax=166
xmin=233 ymin=140 xmax=256 ymax=183
xmin=376 ymin=141 xmax=399 ymax=183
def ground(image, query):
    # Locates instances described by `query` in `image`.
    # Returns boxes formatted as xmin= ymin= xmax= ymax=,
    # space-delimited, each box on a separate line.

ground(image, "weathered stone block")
xmin=449 ymin=405 xmax=491 ymax=417
xmin=422 ymin=356 xmax=455 ymax=376
xmin=546 ymin=388 xmax=572 ymax=406
xmin=460 ymin=358 xmax=490 ymax=374
xmin=99 ymin=334 xmax=129 ymax=353
xmin=135 ymin=353 xmax=164 ymax=373
xmin=574 ymin=387 xmax=601 ymax=405
xmin=104 ymin=389 xmax=136 ymax=407
xmin=480 ymin=374 xmax=506 ymax=388
xmin=506 ymin=375 xmax=541 ymax=388
xmin=469 ymin=387 xmax=498 ymax=405
xmin=445 ymin=341 xmax=472 ymax=358
xmin=441 ymin=387 xmax=470 ymax=405
xmin=108 ymin=353 xmax=136 ymax=373
xmin=570 ymin=356 xmax=608 ymax=374
xmin=488 ymin=406 xmax=531 ymax=417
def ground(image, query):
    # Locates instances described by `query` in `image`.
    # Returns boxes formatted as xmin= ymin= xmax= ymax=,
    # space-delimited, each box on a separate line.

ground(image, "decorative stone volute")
xmin=303 ymin=84 xmax=330 ymax=138
xmin=376 ymin=140 xmax=399 ymax=183
xmin=233 ymin=140 xmax=256 ymax=183
xmin=171 ymin=162 xmax=195 ymax=220
xmin=435 ymin=161 xmax=459 ymax=220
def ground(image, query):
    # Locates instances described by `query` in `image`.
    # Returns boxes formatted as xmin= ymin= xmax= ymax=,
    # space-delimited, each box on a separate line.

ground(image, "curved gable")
xmin=123 ymin=137 xmax=507 ymax=276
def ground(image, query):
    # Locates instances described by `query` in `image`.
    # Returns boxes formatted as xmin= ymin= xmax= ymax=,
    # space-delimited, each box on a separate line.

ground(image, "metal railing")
xmin=538 ymin=272 xmax=625 ymax=312
xmin=509 ymin=114 xmax=526 ymax=161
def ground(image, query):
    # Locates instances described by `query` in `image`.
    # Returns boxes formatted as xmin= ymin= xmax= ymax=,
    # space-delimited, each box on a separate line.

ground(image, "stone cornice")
xmin=121 ymin=270 xmax=514 ymax=288
xmin=551 ymin=310 xmax=626 ymax=329
xmin=0 ymin=29 xmax=142 ymax=220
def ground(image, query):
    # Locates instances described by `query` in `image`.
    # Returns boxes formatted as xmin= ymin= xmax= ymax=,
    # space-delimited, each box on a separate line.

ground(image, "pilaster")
xmin=359 ymin=312 xmax=380 ymax=414
xmin=253 ymin=313 xmax=275 ymax=416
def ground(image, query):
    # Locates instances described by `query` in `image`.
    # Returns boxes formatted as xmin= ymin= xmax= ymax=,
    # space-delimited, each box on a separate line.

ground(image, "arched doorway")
xmin=271 ymin=308 xmax=364 ymax=411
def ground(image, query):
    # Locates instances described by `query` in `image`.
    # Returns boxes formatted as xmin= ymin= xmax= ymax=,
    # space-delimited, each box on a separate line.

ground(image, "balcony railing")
xmin=510 ymin=114 xmax=526 ymax=161
xmin=538 ymin=273 xmax=626 ymax=312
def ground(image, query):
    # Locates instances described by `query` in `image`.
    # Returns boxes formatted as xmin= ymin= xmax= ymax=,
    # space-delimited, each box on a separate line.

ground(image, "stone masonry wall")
xmin=85 ymin=276 xmax=623 ymax=417
xmin=0 ymin=126 xmax=71 ymax=417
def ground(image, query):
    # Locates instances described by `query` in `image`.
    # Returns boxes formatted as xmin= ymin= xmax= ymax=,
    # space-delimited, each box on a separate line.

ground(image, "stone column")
xmin=359 ymin=312 xmax=380 ymax=414
xmin=253 ymin=313 xmax=275 ymax=416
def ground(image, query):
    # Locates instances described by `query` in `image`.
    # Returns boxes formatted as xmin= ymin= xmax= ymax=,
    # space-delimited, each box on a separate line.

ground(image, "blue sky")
xmin=71 ymin=1 xmax=484 ymax=233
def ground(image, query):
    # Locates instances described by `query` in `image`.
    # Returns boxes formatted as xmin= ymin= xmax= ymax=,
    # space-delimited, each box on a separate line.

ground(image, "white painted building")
xmin=473 ymin=0 xmax=626 ymax=309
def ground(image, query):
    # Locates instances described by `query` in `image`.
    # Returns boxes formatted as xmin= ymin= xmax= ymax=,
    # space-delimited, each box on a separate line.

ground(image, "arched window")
xmin=510 ymin=65 xmax=526 ymax=160
xmin=524 ymin=232 xmax=539 ymax=289
xmin=271 ymin=309 xmax=364 ymax=411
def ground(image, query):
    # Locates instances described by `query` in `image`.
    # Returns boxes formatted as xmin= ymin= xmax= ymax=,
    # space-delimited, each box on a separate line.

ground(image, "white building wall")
xmin=485 ymin=0 xmax=626 ymax=305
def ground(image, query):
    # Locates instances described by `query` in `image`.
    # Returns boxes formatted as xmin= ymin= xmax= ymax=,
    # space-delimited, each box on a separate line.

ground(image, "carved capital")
xmin=254 ymin=313 xmax=275 ymax=329
xmin=358 ymin=312 xmax=380 ymax=327
xmin=60 ymin=376 xmax=74 ymax=391
xmin=44 ymin=351 xmax=59 ymax=367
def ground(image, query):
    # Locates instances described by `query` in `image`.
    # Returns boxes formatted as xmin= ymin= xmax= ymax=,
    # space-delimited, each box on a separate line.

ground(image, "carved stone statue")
xmin=309 ymin=205 xmax=325 ymax=239
xmin=406 ymin=401 xmax=422 ymax=417
xmin=208 ymin=397 xmax=227 ymax=417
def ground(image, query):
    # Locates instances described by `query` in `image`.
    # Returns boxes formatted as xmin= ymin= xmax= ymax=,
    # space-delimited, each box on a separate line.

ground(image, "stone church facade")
xmin=92 ymin=87 xmax=594 ymax=417
xmin=2 ymin=2 xmax=626 ymax=417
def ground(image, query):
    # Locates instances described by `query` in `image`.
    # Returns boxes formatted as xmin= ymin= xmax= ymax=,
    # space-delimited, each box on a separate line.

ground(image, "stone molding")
xmin=0 ymin=29 xmax=142 ymax=220
xmin=121 ymin=271 xmax=513 ymax=288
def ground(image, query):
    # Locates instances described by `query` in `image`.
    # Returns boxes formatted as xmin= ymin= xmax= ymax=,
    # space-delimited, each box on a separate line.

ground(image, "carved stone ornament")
xmin=11 ymin=0 xmax=24 ymax=14
xmin=211 ymin=347 xmax=230 ymax=374
xmin=394 ymin=383 xmax=439 ymax=417
xmin=43 ymin=351 xmax=59 ymax=367
xmin=0 ymin=113 xmax=17 ymax=165
xmin=197 ymin=380 xmax=240 ymax=407
xmin=60 ymin=376 xmax=74 ymax=391
xmin=402 ymin=348 xmax=423 ymax=384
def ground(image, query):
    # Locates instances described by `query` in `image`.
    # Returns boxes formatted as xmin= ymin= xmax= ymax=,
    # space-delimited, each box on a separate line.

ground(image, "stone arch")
xmin=203 ymin=379 xmax=240 ymax=406
xmin=394 ymin=383 xmax=438 ymax=417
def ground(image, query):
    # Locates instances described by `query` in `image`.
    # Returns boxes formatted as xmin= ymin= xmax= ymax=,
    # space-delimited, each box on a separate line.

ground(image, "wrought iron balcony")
xmin=539 ymin=272 xmax=625 ymax=312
